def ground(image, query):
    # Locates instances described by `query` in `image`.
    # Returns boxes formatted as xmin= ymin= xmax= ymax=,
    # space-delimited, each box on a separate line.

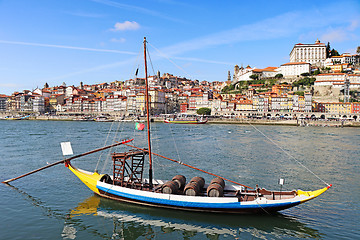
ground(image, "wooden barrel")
xmin=162 ymin=180 xmax=179 ymax=194
xmin=207 ymin=183 xmax=224 ymax=197
xmin=210 ymin=177 xmax=225 ymax=188
xmin=172 ymin=175 xmax=186 ymax=190
xmin=184 ymin=182 xmax=200 ymax=196
xmin=190 ymin=176 xmax=205 ymax=189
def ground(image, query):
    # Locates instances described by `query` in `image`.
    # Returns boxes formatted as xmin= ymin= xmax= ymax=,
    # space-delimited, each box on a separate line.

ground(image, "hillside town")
xmin=1 ymin=39 xmax=360 ymax=121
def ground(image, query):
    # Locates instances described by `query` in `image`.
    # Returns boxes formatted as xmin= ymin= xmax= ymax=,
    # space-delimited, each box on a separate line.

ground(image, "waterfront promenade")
xmin=1 ymin=112 xmax=359 ymax=127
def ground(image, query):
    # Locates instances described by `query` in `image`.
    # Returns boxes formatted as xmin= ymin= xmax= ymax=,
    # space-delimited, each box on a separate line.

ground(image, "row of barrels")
xmin=161 ymin=175 xmax=225 ymax=197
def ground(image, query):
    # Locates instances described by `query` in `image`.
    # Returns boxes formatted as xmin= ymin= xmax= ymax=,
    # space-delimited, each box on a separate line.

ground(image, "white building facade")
xmin=289 ymin=39 xmax=326 ymax=66
xmin=280 ymin=62 xmax=311 ymax=77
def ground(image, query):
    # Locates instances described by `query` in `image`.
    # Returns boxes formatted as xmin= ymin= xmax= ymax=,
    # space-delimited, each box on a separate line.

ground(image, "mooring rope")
xmin=249 ymin=123 xmax=330 ymax=186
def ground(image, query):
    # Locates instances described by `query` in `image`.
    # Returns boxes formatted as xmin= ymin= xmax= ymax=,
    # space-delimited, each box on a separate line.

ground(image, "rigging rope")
xmin=146 ymin=48 xmax=160 ymax=178
xmin=100 ymin=120 xmax=123 ymax=174
xmin=95 ymin=120 xmax=115 ymax=172
xmin=131 ymin=47 xmax=143 ymax=79
xmin=145 ymin=44 xmax=183 ymax=166
xmin=166 ymin=121 xmax=183 ymax=165
xmin=147 ymin=42 xmax=194 ymax=80
xmin=249 ymin=123 xmax=330 ymax=186
xmin=96 ymin=43 xmax=143 ymax=173
xmin=147 ymin=47 xmax=157 ymax=81
xmin=145 ymin=47 xmax=182 ymax=173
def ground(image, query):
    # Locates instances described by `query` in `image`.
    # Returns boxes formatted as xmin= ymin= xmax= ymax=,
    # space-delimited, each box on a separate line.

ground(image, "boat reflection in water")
xmin=69 ymin=195 xmax=321 ymax=239
xmin=4 ymin=182 xmax=321 ymax=239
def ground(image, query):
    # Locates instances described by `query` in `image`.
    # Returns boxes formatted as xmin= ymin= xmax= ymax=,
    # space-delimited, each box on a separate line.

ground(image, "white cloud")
xmin=0 ymin=83 xmax=19 ymax=88
xmin=345 ymin=47 xmax=357 ymax=54
xmin=157 ymin=4 xmax=360 ymax=57
xmin=110 ymin=21 xmax=140 ymax=31
xmin=63 ymin=11 xmax=105 ymax=18
xmin=92 ymin=0 xmax=184 ymax=23
xmin=321 ymin=28 xmax=347 ymax=42
xmin=158 ymin=12 xmax=302 ymax=56
xmin=110 ymin=38 xmax=126 ymax=43
xmin=0 ymin=40 xmax=136 ymax=55
xmin=321 ymin=20 xmax=359 ymax=43
xmin=42 ymin=58 xmax=136 ymax=82
xmin=348 ymin=20 xmax=359 ymax=31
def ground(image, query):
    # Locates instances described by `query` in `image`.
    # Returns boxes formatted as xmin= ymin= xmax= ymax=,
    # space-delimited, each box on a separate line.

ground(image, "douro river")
xmin=1 ymin=120 xmax=358 ymax=239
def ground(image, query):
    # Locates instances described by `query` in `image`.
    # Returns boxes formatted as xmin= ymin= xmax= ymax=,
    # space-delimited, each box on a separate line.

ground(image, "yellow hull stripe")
xmin=297 ymin=185 xmax=332 ymax=203
xmin=67 ymin=163 xmax=103 ymax=194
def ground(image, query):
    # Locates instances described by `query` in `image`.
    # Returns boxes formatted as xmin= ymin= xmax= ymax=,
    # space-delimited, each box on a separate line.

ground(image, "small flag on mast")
xmin=135 ymin=122 xmax=145 ymax=131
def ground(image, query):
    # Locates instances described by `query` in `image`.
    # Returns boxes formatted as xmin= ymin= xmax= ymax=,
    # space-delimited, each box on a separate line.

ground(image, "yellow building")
xmin=235 ymin=99 xmax=253 ymax=111
xmin=135 ymin=93 xmax=147 ymax=115
xmin=287 ymin=93 xmax=294 ymax=111
xmin=323 ymin=102 xmax=351 ymax=114
xmin=148 ymin=89 xmax=165 ymax=114
xmin=280 ymin=96 xmax=289 ymax=111
xmin=252 ymin=96 xmax=259 ymax=111
xmin=330 ymin=64 xmax=343 ymax=73
xmin=49 ymin=94 xmax=65 ymax=111
xmin=299 ymin=96 xmax=305 ymax=111
xmin=272 ymin=84 xmax=292 ymax=95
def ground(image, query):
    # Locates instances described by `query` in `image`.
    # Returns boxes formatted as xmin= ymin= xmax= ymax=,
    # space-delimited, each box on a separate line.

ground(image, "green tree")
xmin=357 ymin=46 xmax=360 ymax=54
xmin=327 ymin=42 xmax=340 ymax=57
xmin=326 ymin=42 xmax=331 ymax=58
xmin=301 ymin=72 xmax=310 ymax=77
xmin=331 ymin=49 xmax=340 ymax=56
xmin=197 ymin=107 xmax=211 ymax=115
xmin=292 ymin=77 xmax=316 ymax=88
xmin=313 ymin=69 xmax=320 ymax=75
xmin=275 ymin=73 xmax=283 ymax=79
xmin=221 ymin=84 xmax=235 ymax=93
xmin=249 ymin=74 xmax=259 ymax=80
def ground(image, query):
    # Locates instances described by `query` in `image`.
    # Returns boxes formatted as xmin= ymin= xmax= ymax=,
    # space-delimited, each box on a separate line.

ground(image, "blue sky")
xmin=0 ymin=0 xmax=359 ymax=95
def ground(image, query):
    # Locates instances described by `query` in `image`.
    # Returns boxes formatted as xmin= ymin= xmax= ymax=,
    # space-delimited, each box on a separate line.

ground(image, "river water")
xmin=0 ymin=120 xmax=359 ymax=239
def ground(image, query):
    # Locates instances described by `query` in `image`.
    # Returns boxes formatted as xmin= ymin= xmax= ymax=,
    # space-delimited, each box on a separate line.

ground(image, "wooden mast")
xmin=143 ymin=37 xmax=153 ymax=189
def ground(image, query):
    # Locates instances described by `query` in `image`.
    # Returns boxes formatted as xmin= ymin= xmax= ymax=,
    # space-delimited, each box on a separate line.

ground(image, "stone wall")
xmin=313 ymin=85 xmax=341 ymax=102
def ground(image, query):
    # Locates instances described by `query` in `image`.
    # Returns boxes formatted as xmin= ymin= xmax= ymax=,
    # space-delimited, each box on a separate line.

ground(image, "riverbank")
xmin=1 ymin=114 xmax=360 ymax=127
xmin=205 ymin=118 xmax=360 ymax=127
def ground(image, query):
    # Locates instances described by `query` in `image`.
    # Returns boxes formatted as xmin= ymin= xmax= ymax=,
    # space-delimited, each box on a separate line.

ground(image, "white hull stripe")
xmin=97 ymin=184 xmax=300 ymax=209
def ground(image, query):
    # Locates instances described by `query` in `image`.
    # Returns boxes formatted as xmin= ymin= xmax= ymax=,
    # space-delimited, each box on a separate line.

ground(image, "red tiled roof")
xmin=281 ymin=62 xmax=310 ymax=66
xmin=317 ymin=73 xmax=345 ymax=76
xmin=315 ymin=80 xmax=344 ymax=82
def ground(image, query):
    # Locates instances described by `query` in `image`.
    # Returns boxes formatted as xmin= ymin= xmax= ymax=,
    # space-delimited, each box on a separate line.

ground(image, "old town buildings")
xmin=1 ymin=40 xmax=360 ymax=118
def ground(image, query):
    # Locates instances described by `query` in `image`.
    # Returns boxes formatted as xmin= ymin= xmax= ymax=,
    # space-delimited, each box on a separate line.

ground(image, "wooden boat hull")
xmin=67 ymin=163 xmax=330 ymax=214
xmin=96 ymin=185 xmax=301 ymax=214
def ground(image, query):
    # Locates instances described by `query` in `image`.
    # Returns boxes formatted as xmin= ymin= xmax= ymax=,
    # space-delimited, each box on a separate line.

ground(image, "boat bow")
xmin=297 ymin=184 xmax=332 ymax=203
xmin=66 ymin=162 xmax=103 ymax=195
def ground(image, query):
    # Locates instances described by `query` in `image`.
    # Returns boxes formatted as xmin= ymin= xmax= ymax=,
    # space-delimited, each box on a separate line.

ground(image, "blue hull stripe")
xmin=97 ymin=185 xmax=300 ymax=209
